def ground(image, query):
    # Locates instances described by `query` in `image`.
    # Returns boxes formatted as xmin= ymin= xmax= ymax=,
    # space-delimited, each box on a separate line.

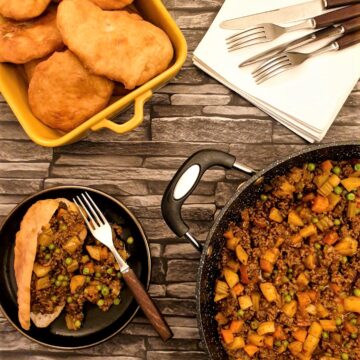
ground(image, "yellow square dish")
xmin=0 ymin=0 xmax=187 ymax=147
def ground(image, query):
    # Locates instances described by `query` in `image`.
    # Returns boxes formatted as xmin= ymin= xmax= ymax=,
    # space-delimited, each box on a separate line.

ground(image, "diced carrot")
xmin=269 ymin=207 xmax=283 ymax=223
xmin=293 ymin=328 xmax=307 ymax=342
xmin=244 ymin=344 xmax=259 ymax=357
xmin=323 ymin=231 xmax=339 ymax=245
xmin=273 ymin=325 xmax=287 ymax=340
xmin=288 ymin=341 xmax=303 ymax=355
xmin=344 ymin=321 xmax=358 ymax=334
xmin=319 ymin=320 xmax=337 ymax=332
xmin=260 ymin=259 xmax=273 ymax=273
xmin=321 ymin=160 xmax=333 ymax=172
xmin=297 ymin=292 xmax=312 ymax=309
xmin=239 ymin=265 xmax=250 ymax=284
xmin=308 ymin=290 xmax=319 ymax=302
xmin=232 ymin=283 xmax=244 ymax=296
xmin=230 ymin=320 xmax=244 ymax=334
xmin=221 ymin=328 xmax=234 ymax=345
xmin=312 ymin=195 xmax=329 ymax=213
xmin=264 ymin=336 xmax=274 ymax=348
xmin=341 ymin=177 xmax=360 ymax=192
xmin=275 ymin=237 xmax=285 ymax=247
xmin=330 ymin=283 xmax=341 ymax=294
xmin=224 ymin=229 xmax=234 ymax=239
xmin=303 ymin=193 xmax=315 ymax=202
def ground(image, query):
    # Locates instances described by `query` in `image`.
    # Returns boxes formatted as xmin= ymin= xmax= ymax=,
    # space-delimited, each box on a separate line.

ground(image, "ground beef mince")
xmin=214 ymin=160 xmax=360 ymax=360
xmin=30 ymin=202 xmax=131 ymax=330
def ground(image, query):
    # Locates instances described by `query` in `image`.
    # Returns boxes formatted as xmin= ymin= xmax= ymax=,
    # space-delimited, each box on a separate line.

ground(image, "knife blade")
xmin=220 ymin=0 xmax=360 ymax=30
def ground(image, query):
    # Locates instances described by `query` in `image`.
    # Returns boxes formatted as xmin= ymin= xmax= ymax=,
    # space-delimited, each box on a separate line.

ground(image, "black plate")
xmin=0 ymin=186 xmax=151 ymax=349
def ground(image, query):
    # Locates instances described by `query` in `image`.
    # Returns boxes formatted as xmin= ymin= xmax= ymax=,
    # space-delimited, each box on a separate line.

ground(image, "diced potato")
xmin=83 ymin=262 xmax=95 ymax=274
xmin=260 ymin=282 xmax=279 ymax=304
xmin=37 ymin=231 xmax=52 ymax=246
xmin=224 ymin=268 xmax=239 ymax=289
xmin=327 ymin=193 xmax=341 ymax=211
xmin=227 ymin=259 xmax=240 ymax=272
xmin=231 ymin=283 xmax=244 ymax=297
xmin=236 ymin=244 xmax=248 ymax=265
xmin=344 ymin=321 xmax=358 ymax=334
xmin=282 ymin=300 xmax=297 ymax=318
xmin=290 ymin=233 xmax=303 ymax=246
xmin=299 ymin=224 xmax=317 ymax=238
xmin=308 ymin=322 xmax=322 ymax=338
xmin=251 ymin=292 xmax=261 ymax=312
xmin=214 ymin=293 xmax=228 ymax=303
xmin=260 ymin=248 xmax=280 ymax=273
xmin=306 ymin=304 xmax=317 ymax=315
xmin=70 ymin=275 xmax=86 ymax=293
xmin=297 ymin=272 xmax=310 ymax=289
xmin=86 ymin=245 xmax=101 ymax=261
xmin=215 ymin=312 xmax=228 ymax=325
xmin=228 ymin=336 xmax=245 ymax=350
xmin=244 ymin=344 xmax=259 ymax=357
xmin=293 ymin=328 xmax=307 ymax=342
xmin=215 ymin=280 xmax=229 ymax=295
xmin=260 ymin=259 xmax=273 ymax=273
xmin=81 ymin=255 xmax=90 ymax=263
xmin=273 ymin=325 xmax=287 ymax=340
xmin=35 ymin=276 xmax=51 ymax=290
xmin=226 ymin=237 xmax=240 ymax=251
xmin=238 ymin=295 xmax=253 ymax=310
xmin=65 ymin=314 xmax=77 ymax=330
xmin=334 ymin=236 xmax=358 ymax=256
xmin=221 ymin=328 xmax=234 ymax=345
xmin=341 ymin=177 xmax=360 ymax=192
xmin=320 ymin=320 xmax=337 ymax=332
xmin=275 ymin=237 xmax=285 ymax=248
xmin=288 ymin=341 xmax=303 ymax=356
xmin=264 ymin=336 xmax=273 ymax=348
xmin=63 ymin=236 xmax=81 ymax=254
xmin=303 ymin=334 xmax=320 ymax=355
xmin=304 ymin=253 xmax=316 ymax=270
xmin=288 ymin=210 xmax=304 ymax=226
xmin=344 ymin=296 xmax=360 ymax=313
xmin=230 ymin=320 xmax=244 ymax=333
xmin=100 ymin=246 xmax=109 ymax=260
xmin=316 ymin=304 xmax=330 ymax=318
xmin=297 ymin=292 xmax=312 ymax=310
xmin=269 ymin=208 xmax=283 ymax=223
xmin=33 ymin=263 xmax=51 ymax=277
xmin=297 ymin=354 xmax=312 ymax=360
xmin=248 ymin=333 xmax=264 ymax=347
xmin=257 ymin=321 xmax=275 ymax=336
xmin=67 ymin=259 xmax=79 ymax=273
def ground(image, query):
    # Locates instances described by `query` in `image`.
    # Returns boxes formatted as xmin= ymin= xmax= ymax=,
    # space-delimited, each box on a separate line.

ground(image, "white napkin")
xmin=193 ymin=0 xmax=360 ymax=142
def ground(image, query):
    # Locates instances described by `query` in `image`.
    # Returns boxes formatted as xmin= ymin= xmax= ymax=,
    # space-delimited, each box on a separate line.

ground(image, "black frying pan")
xmin=0 ymin=186 xmax=151 ymax=349
xmin=161 ymin=142 xmax=360 ymax=359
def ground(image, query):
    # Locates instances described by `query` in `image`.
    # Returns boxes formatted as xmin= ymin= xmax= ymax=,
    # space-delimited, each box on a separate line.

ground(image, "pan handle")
xmin=161 ymin=149 xmax=256 ymax=252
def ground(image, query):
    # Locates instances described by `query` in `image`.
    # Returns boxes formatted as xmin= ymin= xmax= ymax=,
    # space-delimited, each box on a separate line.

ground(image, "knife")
xmin=220 ymin=0 xmax=360 ymax=30
xmin=238 ymin=15 xmax=360 ymax=66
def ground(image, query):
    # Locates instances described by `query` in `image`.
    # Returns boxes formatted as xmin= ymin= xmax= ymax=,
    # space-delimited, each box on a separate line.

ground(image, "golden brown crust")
xmin=0 ymin=7 xmax=63 ymax=64
xmin=0 ymin=0 xmax=51 ymax=21
xmin=90 ymin=0 xmax=134 ymax=10
xmin=14 ymin=198 xmax=79 ymax=330
xmin=28 ymin=50 xmax=114 ymax=132
xmin=57 ymin=0 xmax=174 ymax=90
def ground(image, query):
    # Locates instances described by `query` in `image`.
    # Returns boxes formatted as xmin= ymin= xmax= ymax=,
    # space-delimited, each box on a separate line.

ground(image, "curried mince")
xmin=215 ymin=160 xmax=360 ymax=360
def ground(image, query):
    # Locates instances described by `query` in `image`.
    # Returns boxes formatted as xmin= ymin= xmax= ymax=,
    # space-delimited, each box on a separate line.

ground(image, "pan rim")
xmin=195 ymin=141 xmax=360 ymax=359
xmin=0 ymin=185 xmax=152 ymax=350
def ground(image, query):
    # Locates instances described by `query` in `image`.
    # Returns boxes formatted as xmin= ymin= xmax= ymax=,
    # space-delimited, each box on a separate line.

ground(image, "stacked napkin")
xmin=193 ymin=0 xmax=360 ymax=142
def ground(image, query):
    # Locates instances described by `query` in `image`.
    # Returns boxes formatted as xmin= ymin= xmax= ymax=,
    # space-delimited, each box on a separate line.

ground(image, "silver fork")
xmin=74 ymin=192 xmax=172 ymax=342
xmin=226 ymin=4 xmax=360 ymax=51
xmin=252 ymin=30 xmax=360 ymax=84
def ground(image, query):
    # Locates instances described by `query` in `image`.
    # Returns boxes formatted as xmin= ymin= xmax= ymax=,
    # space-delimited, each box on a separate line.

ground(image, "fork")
xmin=226 ymin=3 xmax=360 ymax=51
xmin=252 ymin=30 xmax=360 ymax=84
xmin=74 ymin=192 xmax=173 ymax=342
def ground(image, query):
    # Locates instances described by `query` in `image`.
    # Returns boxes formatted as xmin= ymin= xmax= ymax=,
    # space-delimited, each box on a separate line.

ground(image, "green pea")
xmin=116 ymin=272 xmax=122 ymax=278
xmin=314 ymin=243 xmax=321 ymax=250
xmin=281 ymin=276 xmax=289 ymax=284
xmin=297 ymin=193 xmax=303 ymax=200
xmin=57 ymin=275 xmax=64 ymax=281
xmin=55 ymin=280 xmax=61 ymax=287
xmin=347 ymin=193 xmax=356 ymax=201
xmin=341 ymin=353 xmax=349 ymax=360
xmin=336 ymin=317 xmax=342 ymax=326
xmin=74 ymin=293 xmax=79 ymax=299
xmin=67 ymin=296 xmax=73 ymax=304
xmin=341 ymin=256 xmax=348 ymax=265
xmin=288 ymin=273 xmax=293 ymax=280
xmin=354 ymin=163 xmax=360 ymax=171
xmin=59 ymin=223 xmax=67 ymax=231
xmin=354 ymin=288 xmax=360 ymax=297
xmin=250 ymin=320 xmax=259 ymax=330
xmin=350 ymin=318 xmax=357 ymax=325
xmin=74 ymin=320 xmax=81 ymax=329
xmin=101 ymin=287 xmax=109 ymax=296
xmin=55 ymin=248 xmax=61 ymax=254
xmin=274 ymin=340 xmax=282 ymax=347
xmin=260 ymin=194 xmax=268 ymax=201
xmin=83 ymin=267 xmax=90 ymax=275
xmin=126 ymin=236 xmax=134 ymax=245
xmin=62 ymin=281 xmax=68 ymax=287
xmin=51 ymin=295 xmax=57 ymax=302
xmin=65 ymin=257 xmax=72 ymax=265
xmin=64 ymin=275 xmax=69 ymax=281
xmin=312 ymin=217 xmax=319 ymax=224
xmin=332 ymin=166 xmax=341 ymax=175
xmin=106 ymin=268 xmax=113 ymax=275
xmin=51 ymin=277 xmax=55 ymax=284
xmin=113 ymin=298 xmax=121 ymax=305
xmin=45 ymin=254 xmax=51 ymax=260
xmin=334 ymin=186 xmax=343 ymax=195
xmin=40 ymin=245 xmax=46 ymax=251
xmin=84 ymin=288 xmax=88 ymax=294
xmin=48 ymin=243 xmax=55 ymax=250
xmin=282 ymin=340 xmax=289 ymax=348
xmin=237 ymin=309 xmax=244 ymax=317
xmin=97 ymin=299 xmax=104 ymax=307
xmin=86 ymin=276 xmax=91 ymax=283
xmin=95 ymin=272 xmax=101 ymax=278
xmin=322 ymin=331 xmax=329 ymax=340
xmin=307 ymin=163 xmax=316 ymax=171
xmin=334 ymin=219 xmax=341 ymax=226
xmin=351 ymin=333 xmax=357 ymax=339
xmin=287 ymin=268 xmax=293 ymax=273
xmin=96 ymin=285 xmax=102 ymax=291
xmin=284 ymin=295 xmax=292 ymax=303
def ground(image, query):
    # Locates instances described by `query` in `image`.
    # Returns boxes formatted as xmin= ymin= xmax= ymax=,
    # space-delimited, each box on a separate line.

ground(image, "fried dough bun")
xmin=28 ymin=50 xmax=114 ymax=132
xmin=57 ymin=0 xmax=174 ymax=89
xmin=0 ymin=0 xmax=51 ymax=21
xmin=90 ymin=0 xmax=134 ymax=10
xmin=23 ymin=57 xmax=48 ymax=82
xmin=0 ymin=8 xmax=63 ymax=64
xmin=14 ymin=198 xmax=79 ymax=330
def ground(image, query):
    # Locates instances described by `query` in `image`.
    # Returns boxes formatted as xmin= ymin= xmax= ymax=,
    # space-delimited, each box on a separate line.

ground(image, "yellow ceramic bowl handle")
xmin=90 ymin=89 xmax=153 ymax=134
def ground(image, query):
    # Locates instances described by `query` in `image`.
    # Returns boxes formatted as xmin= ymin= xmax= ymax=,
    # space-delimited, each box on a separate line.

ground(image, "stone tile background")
xmin=0 ymin=0 xmax=359 ymax=358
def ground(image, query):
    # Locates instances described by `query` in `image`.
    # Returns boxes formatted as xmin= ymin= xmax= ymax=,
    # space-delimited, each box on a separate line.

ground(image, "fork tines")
xmin=226 ymin=26 xmax=267 ymax=51
xmin=74 ymin=192 xmax=107 ymax=230
xmin=252 ymin=53 xmax=292 ymax=84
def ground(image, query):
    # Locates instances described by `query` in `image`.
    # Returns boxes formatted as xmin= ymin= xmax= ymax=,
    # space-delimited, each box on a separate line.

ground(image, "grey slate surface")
xmin=0 ymin=0 xmax=360 ymax=358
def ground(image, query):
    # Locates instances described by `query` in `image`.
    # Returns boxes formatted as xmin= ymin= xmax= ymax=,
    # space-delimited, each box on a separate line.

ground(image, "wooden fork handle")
xmin=326 ymin=0 xmax=360 ymax=9
xmin=336 ymin=29 xmax=360 ymax=48
xmin=314 ymin=4 xmax=360 ymax=28
xmin=342 ymin=15 xmax=360 ymax=32
xmin=122 ymin=268 xmax=173 ymax=342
